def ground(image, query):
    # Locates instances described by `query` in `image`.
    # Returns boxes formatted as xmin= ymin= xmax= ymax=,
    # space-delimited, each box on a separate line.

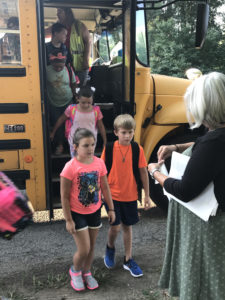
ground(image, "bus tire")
xmin=148 ymin=127 xmax=206 ymax=214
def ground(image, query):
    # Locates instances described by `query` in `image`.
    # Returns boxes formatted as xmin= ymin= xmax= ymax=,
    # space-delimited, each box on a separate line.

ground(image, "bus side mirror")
xmin=195 ymin=3 xmax=209 ymax=49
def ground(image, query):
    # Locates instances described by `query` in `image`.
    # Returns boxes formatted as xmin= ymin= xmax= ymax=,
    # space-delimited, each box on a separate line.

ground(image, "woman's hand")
xmin=157 ymin=145 xmax=176 ymax=162
xmin=66 ymin=220 xmax=76 ymax=235
xmin=148 ymin=161 xmax=164 ymax=173
xmin=108 ymin=210 xmax=116 ymax=224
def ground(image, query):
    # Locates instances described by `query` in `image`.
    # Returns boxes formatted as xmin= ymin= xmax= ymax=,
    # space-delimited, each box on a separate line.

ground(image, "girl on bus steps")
xmin=50 ymin=85 xmax=107 ymax=157
xmin=60 ymin=128 xmax=115 ymax=291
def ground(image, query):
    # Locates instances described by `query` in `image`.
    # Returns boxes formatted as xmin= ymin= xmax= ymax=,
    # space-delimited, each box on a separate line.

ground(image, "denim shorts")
xmin=105 ymin=200 xmax=139 ymax=226
xmin=71 ymin=208 xmax=102 ymax=231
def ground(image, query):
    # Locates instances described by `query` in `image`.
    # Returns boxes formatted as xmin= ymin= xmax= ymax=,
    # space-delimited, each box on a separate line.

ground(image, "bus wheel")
xmin=148 ymin=127 xmax=206 ymax=213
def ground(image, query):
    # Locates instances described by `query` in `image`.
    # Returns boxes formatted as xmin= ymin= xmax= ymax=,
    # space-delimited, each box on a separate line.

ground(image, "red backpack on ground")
xmin=0 ymin=172 xmax=33 ymax=239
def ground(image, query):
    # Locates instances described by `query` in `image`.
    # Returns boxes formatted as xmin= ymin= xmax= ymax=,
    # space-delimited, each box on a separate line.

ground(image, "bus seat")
xmin=89 ymin=65 xmax=111 ymax=103
xmin=108 ymin=62 xmax=122 ymax=102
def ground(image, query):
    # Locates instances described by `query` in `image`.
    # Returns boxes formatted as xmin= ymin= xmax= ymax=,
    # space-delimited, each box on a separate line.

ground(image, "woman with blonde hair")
xmin=148 ymin=72 xmax=225 ymax=300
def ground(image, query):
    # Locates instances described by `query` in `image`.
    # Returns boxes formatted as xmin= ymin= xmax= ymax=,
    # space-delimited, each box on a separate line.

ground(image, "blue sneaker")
xmin=104 ymin=245 xmax=115 ymax=269
xmin=123 ymin=258 xmax=143 ymax=277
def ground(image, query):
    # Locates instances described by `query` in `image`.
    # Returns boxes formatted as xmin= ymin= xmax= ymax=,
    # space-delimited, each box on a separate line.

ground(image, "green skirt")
xmin=159 ymin=200 xmax=225 ymax=300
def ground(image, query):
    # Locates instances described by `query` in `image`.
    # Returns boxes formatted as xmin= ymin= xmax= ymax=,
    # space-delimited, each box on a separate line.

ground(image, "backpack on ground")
xmin=0 ymin=172 xmax=33 ymax=240
xmin=105 ymin=141 xmax=143 ymax=202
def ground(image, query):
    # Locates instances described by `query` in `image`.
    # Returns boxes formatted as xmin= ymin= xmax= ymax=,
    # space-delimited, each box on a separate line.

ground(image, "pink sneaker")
xmin=83 ymin=272 xmax=99 ymax=290
xmin=69 ymin=266 xmax=85 ymax=291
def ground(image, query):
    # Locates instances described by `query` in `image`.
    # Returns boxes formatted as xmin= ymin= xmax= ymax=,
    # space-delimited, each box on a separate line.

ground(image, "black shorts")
xmin=105 ymin=200 xmax=139 ymax=226
xmin=71 ymin=208 xmax=102 ymax=231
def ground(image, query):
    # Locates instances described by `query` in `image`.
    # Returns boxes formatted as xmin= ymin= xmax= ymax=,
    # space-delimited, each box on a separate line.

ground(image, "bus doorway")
xmin=42 ymin=1 xmax=126 ymax=216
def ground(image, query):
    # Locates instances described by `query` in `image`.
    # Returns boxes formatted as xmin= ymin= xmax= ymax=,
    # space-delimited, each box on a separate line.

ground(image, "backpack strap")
xmin=131 ymin=141 xmax=142 ymax=202
xmin=65 ymin=104 xmax=77 ymax=139
xmin=93 ymin=105 xmax=99 ymax=126
xmin=105 ymin=142 xmax=114 ymax=176
xmin=66 ymin=64 xmax=73 ymax=88
xmin=70 ymin=104 xmax=77 ymax=128
xmin=131 ymin=141 xmax=140 ymax=185
xmin=70 ymin=104 xmax=77 ymax=121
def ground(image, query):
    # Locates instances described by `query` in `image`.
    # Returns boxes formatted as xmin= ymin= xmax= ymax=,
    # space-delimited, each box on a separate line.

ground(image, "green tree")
xmin=146 ymin=1 xmax=225 ymax=77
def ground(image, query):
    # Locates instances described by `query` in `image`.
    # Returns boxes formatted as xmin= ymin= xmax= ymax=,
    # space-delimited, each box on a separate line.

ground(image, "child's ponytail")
xmin=76 ymin=85 xmax=95 ymax=99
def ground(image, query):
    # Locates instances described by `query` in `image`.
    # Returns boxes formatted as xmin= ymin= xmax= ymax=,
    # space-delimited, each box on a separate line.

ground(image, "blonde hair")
xmin=184 ymin=72 xmax=225 ymax=130
xmin=114 ymin=114 xmax=136 ymax=131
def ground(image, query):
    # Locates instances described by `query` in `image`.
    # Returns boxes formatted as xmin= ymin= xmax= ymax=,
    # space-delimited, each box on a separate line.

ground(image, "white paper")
xmin=163 ymin=151 xmax=218 ymax=222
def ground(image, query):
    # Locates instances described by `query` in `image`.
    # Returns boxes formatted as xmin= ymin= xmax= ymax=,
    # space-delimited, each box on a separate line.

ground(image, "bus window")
xmin=109 ymin=25 xmax=122 ymax=63
xmin=136 ymin=10 xmax=148 ymax=65
xmin=97 ymin=31 xmax=110 ymax=64
xmin=0 ymin=0 xmax=21 ymax=65
xmin=96 ymin=24 xmax=123 ymax=65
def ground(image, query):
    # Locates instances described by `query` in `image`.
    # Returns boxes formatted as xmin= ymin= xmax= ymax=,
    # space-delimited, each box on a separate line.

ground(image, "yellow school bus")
xmin=0 ymin=0 xmax=208 ymax=215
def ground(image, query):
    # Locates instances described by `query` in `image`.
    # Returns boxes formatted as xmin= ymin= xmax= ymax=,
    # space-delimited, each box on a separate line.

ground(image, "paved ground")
xmin=0 ymin=207 xmax=169 ymax=300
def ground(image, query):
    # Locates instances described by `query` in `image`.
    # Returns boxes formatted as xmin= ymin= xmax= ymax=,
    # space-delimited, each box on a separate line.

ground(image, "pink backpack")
xmin=65 ymin=104 xmax=99 ymax=139
xmin=0 ymin=172 xmax=33 ymax=239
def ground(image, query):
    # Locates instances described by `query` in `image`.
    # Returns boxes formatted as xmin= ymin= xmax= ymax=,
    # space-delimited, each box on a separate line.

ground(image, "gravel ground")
xmin=0 ymin=207 xmax=170 ymax=300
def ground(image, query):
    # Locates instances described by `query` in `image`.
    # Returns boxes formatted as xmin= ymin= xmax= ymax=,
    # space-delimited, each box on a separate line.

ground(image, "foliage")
xmin=145 ymin=0 xmax=225 ymax=77
xmin=136 ymin=30 xmax=148 ymax=64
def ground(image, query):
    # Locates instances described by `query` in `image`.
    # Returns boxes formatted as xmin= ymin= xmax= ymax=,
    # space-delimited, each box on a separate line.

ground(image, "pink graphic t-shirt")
xmin=60 ymin=156 xmax=107 ymax=214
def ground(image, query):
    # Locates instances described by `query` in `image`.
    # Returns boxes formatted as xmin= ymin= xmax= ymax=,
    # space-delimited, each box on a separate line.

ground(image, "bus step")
xmin=52 ymin=175 xmax=60 ymax=183
xmin=52 ymin=197 xmax=61 ymax=209
xmin=51 ymin=153 xmax=71 ymax=159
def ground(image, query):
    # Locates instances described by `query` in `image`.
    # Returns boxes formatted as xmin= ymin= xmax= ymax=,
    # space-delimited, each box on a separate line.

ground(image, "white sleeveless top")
xmin=68 ymin=109 xmax=98 ymax=147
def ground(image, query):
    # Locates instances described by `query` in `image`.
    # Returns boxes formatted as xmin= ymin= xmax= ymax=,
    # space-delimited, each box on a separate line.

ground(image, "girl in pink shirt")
xmin=60 ymin=128 xmax=115 ymax=292
xmin=50 ymin=85 xmax=107 ymax=156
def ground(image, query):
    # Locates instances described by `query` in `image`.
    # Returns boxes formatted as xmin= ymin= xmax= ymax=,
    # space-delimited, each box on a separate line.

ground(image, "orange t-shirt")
xmin=101 ymin=141 xmax=147 ymax=202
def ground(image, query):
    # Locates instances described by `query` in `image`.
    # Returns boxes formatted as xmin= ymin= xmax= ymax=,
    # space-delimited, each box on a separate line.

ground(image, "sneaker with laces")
xmin=83 ymin=272 xmax=99 ymax=290
xmin=123 ymin=258 xmax=143 ymax=277
xmin=69 ymin=266 xmax=85 ymax=291
xmin=104 ymin=245 xmax=115 ymax=269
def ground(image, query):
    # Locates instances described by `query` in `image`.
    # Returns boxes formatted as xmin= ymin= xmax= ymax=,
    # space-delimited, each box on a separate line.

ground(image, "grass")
xmin=1 ymin=266 xmax=177 ymax=300
xmin=1 ymin=265 xmax=109 ymax=299
xmin=31 ymin=266 xmax=109 ymax=291
xmin=142 ymin=289 xmax=177 ymax=300
xmin=0 ymin=289 xmax=34 ymax=300
xmin=32 ymin=271 xmax=69 ymax=291
xmin=0 ymin=271 xmax=69 ymax=300
xmin=91 ymin=265 xmax=111 ymax=285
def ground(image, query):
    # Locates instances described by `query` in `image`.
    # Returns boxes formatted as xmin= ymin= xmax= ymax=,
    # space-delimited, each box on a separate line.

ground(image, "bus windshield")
xmin=94 ymin=24 xmax=123 ymax=65
xmin=136 ymin=9 xmax=148 ymax=66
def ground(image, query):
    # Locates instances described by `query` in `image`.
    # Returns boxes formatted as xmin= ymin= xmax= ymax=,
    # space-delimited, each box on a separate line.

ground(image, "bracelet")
xmin=174 ymin=144 xmax=179 ymax=152
xmin=108 ymin=209 xmax=115 ymax=212
xmin=150 ymin=168 xmax=159 ymax=179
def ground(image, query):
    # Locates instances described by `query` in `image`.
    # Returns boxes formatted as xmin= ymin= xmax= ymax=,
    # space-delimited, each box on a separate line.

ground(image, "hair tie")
xmin=91 ymin=87 xmax=96 ymax=92
xmin=76 ymin=88 xmax=80 ymax=93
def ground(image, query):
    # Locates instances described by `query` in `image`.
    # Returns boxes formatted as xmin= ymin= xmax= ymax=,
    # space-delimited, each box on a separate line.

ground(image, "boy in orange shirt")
xmin=101 ymin=114 xmax=151 ymax=277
